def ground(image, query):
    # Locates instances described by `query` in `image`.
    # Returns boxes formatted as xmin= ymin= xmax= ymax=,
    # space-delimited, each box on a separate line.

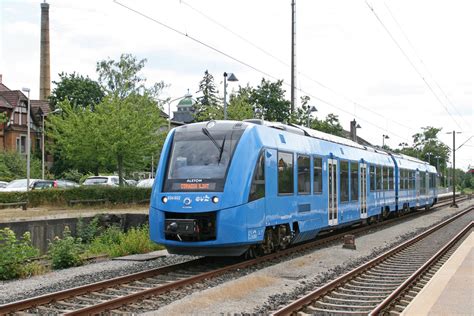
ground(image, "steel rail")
xmin=0 ymin=196 xmax=467 ymax=315
xmin=0 ymin=257 xmax=209 ymax=314
xmin=369 ymin=220 xmax=473 ymax=315
xmin=271 ymin=205 xmax=472 ymax=316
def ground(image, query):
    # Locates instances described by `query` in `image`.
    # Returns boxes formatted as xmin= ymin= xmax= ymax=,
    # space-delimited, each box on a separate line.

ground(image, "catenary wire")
xmin=365 ymin=0 xmax=464 ymax=132
xmin=113 ymin=0 xmax=413 ymax=143
xmin=383 ymin=2 xmax=470 ymax=128
xmin=181 ymin=0 xmax=417 ymax=132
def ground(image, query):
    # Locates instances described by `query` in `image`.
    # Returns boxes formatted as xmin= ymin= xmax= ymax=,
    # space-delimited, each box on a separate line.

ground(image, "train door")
xmin=416 ymin=170 xmax=420 ymax=206
xmin=360 ymin=163 xmax=367 ymax=219
xmin=328 ymin=159 xmax=338 ymax=226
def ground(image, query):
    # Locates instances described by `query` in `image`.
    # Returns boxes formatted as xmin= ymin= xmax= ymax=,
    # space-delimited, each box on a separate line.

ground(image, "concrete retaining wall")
xmin=0 ymin=213 xmax=148 ymax=253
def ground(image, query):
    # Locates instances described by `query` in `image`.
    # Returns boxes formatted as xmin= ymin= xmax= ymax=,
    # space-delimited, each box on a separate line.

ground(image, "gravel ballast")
xmin=0 ymin=252 xmax=196 ymax=305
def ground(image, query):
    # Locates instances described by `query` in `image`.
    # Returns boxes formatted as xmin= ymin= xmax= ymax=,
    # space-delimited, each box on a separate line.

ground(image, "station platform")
xmin=403 ymin=231 xmax=473 ymax=315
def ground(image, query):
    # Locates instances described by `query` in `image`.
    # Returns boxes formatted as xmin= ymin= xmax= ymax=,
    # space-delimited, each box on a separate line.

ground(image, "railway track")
xmin=272 ymin=205 xmax=473 ymax=316
xmin=0 ymin=196 xmax=468 ymax=315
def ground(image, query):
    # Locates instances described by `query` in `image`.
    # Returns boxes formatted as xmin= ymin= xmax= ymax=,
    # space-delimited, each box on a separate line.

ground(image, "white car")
xmin=0 ymin=179 xmax=40 ymax=192
xmin=137 ymin=178 xmax=155 ymax=188
xmin=0 ymin=181 xmax=9 ymax=189
xmin=82 ymin=176 xmax=120 ymax=187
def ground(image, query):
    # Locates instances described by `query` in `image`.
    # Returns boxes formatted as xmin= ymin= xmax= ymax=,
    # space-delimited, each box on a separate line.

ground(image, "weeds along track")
xmin=0 ymin=196 xmax=468 ymax=315
xmin=272 ymin=205 xmax=473 ymax=316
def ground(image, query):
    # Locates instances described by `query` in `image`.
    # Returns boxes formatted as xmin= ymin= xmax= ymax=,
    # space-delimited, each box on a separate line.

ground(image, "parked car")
xmin=32 ymin=180 xmax=79 ymax=190
xmin=82 ymin=176 xmax=120 ymax=187
xmin=125 ymin=179 xmax=138 ymax=186
xmin=137 ymin=178 xmax=154 ymax=188
xmin=0 ymin=179 xmax=40 ymax=192
xmin=0 ymin=181 xmax=9 ymax=189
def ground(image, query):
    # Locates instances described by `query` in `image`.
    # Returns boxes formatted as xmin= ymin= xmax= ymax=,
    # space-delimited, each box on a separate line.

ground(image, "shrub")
xmin=0 ymin=186 xmax=152 ymax=207
xmin=48 ymin=226 xmax=83 ymax=269
xmin=76 ymin=216 xmax=100 ymax=243
xmin=0 ymin=228 xmax=39 ymax=280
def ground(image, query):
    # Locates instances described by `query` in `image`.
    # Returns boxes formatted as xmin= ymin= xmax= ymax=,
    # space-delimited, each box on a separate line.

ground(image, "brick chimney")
xmin=39 ymin=1 xmax=51 ymax=101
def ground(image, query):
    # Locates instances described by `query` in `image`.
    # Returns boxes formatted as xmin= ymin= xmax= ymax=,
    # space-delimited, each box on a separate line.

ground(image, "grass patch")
xmin=86 ymin=225 xmax=163 ymax=258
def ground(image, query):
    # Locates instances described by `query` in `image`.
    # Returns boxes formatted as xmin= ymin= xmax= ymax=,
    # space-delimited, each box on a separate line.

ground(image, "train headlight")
xmin=212 ymin=196 xmax=219 ymax=203
xmin=162 ymin=196 xmax=168 ymax=204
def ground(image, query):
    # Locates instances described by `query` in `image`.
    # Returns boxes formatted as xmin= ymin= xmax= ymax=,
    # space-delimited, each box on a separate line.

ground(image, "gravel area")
xmin=0 ymin=252 xmax=197 ymax=305
xmin=148 ymin=200 xmax=473 ymax=315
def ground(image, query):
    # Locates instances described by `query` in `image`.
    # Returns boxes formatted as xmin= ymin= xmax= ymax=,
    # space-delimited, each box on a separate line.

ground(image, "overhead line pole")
xmin=291 ymin=0 xmax=296 ymax=113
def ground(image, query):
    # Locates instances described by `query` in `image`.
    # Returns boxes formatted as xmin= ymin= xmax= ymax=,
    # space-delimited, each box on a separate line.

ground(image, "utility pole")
xmin=290 ymin=0 xmax=296 ymax=113
xmin=447 ymin=131 xmax=461 ymax=208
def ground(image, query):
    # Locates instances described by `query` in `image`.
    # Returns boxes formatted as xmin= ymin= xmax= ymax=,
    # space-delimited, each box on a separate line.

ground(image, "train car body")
xmin=149 ymin=120 xmax=437 ymax=256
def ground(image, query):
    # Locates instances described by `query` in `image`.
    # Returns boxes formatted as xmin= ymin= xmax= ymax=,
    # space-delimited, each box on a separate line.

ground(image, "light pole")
xmin=21 ymin=88 xmax=31 ymax=191
xmin=306 ymin=106 xmax=317 ymax=127
xmin=425 ymin=152 xmax=432 ymax=164
xmin=223 ymin=72 xmax=238 ymax=120
xmin=382 ymin=134 xmax=389 ymax=147
xmin=41 ymin=108 xmax=62 ymax=179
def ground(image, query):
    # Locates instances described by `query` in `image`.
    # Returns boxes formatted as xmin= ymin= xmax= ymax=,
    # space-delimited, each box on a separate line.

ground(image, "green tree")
xmin=49 ymin=72 xmax=104 ymax=110
xmin=227 ymin=86 xmax=254 ymax=121
xmin=251 ymin=78 xmax=290 ymax=122
xmin=96 ymin=53 xmax=166 ymax=99
xmin=48 ymin=101 xmax=110 ymax=176
xmin=0 ymin=151 xmax=42 ymax=181
xmin=290 ymin=95 xmax=312 ymax=126
xmin=397 ymin=127 xmax=450 ymax=172
xmin=195 ymin=70 xmax=221 ymax=121
xmin=310 ymin=113 xmax=345 ymax=137
xmin=96 ymin=94 xmax=165 ymax=184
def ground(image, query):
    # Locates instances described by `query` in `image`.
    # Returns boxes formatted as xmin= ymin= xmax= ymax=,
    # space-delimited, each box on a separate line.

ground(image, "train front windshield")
xmin=163 ymin=127 xmax=244 ymax=192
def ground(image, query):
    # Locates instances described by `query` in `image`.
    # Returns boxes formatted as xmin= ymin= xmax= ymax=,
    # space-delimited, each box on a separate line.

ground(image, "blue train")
xmin=149 ymin=120 xmax=438 ymax=256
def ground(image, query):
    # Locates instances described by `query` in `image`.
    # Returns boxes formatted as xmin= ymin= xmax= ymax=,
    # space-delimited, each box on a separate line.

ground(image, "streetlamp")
xmin=306 ymin=106 xmax=317 ymax=127
xmin=41 ymin=108 xmax=62 ymax=179
xmin=382 ymin=134 xmax=389 ymax=147
xmin=223 ymin=72 xmax=238 ymax=120
xmin=425 ymin=152 xmax=432 ymax=164
xmin=21 ymin=87 xmax=31 ymax=191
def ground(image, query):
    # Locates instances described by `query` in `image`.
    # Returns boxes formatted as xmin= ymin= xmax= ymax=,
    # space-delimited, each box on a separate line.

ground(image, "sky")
xmin=1 ymin=0 xmax=472 ymax=170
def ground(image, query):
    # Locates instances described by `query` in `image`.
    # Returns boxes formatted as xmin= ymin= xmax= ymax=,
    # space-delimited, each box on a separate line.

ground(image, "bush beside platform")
xmin=0 ymin=186 xmax=152 ymax=208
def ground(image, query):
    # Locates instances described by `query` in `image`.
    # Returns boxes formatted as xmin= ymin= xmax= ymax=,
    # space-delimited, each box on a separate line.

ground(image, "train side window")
xmin=313 ymin=156 xmax=323 ymax=194
xmin=278 ymin=151 xmax=294 ymax=195
xmin=249 ymin=151 xmax=265 ymax=202
xmin=400 ymin=169 xmax=405 ymax=190
xmin=297 ymin=155 xmax=310 ymax=194
xmin=350 ymin=162 xmax=358 ymax=201
xmin=340 ymin=160 xmax=349 ymax=202
xmin=376 ymin=166 xmax=382 ymax=191
xmin=370 ymin=165 xmax=376 ymax=191
xmin=410 ymin=171 xmax=415 ymax=189
xmin=383 ymin=166 xmax=389 ymax=191
xmin=389 ymin=167 xmax=394 ymax=190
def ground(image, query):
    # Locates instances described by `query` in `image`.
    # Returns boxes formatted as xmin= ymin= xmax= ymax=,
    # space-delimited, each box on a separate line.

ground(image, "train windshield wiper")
xmin=217 ymin=135 xmax=226 ymax=165
xmin=202 ymin=127 xmax=222 ymax=153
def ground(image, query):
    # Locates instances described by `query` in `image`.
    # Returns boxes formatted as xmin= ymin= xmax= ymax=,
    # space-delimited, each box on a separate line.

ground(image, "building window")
xmin=370 ymin=165 xmax=376 ymax=191
xmin=351 ymin=162 xmax=358 ymax=201
xmin=16 ymin=135 xmax=27 ymax=154
xmin=340 ymin=160 xmax=349 ymax=202
xmin=278 ymin=151 xmax=294 ymax=195
xmin=249 ymin=151 xmax=265 ymax=201
xmin=297 ymin=155 xmax=310 ymax=194
xmin=376 ymin=165 xmax=382 ymax=191
xmin=313 ymin=156 xmax=322 ymax=194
